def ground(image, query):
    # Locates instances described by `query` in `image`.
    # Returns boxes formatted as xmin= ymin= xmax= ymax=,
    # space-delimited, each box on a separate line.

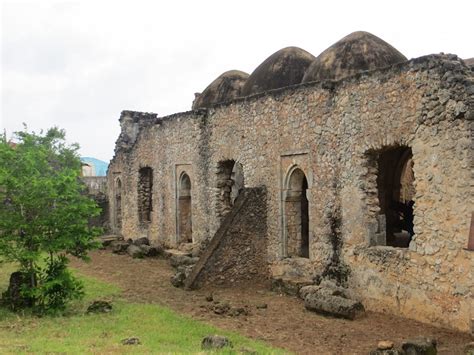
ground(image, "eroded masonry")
xmin=107 ymin=32 xmax=474 ymax=332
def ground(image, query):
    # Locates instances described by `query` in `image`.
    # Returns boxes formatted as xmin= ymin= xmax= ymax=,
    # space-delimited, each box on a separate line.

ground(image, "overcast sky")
xmin=1 ymin=0 xmax=473 ymax=162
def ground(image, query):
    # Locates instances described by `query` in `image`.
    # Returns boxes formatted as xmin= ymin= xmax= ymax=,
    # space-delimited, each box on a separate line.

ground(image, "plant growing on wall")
xmin=0 ymin=126 xmax=101 ymax=314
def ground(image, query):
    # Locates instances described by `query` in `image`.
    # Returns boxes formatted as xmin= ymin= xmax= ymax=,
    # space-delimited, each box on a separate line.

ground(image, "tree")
xmin=0 ymin=127 xmax=101 ymax=313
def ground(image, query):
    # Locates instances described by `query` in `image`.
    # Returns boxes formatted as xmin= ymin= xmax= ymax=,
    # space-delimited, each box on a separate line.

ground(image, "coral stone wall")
xmin=108 ymin=55 xmax=473 ymax=331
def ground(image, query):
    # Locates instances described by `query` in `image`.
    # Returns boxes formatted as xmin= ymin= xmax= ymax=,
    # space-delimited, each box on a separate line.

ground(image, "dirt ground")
xmin=71 ymin=250 xmax=472 ymax=354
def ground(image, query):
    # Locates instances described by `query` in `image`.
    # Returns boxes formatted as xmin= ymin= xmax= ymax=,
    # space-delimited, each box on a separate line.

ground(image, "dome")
xmin=241 ymin=47 xmax=316 ymax=96
xmin=302 ymin=31 xmax=407 ymax=83
xmin=192 ymin=70 xmax=249 ymax=109
xmin=464 ymin=58 xmax=474 ymax=67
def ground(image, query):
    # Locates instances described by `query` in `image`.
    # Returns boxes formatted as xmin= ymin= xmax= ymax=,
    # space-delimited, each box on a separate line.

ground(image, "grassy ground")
xmin=0 ymin=262 xmax=285 ymax=354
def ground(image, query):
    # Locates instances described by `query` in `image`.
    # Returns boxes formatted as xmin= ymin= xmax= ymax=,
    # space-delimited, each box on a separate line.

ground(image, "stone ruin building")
xmin=106 ymin=31 xmax=474 ymax=332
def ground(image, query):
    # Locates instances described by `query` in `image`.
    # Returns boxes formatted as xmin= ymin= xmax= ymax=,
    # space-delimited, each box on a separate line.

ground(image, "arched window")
xmin=284 ymin=167 xmax=309 ymax=258
xmin=115 ymin=178 xmax=122 ymax=231
xmin=178 ymin=173 xmax=192 ymax=243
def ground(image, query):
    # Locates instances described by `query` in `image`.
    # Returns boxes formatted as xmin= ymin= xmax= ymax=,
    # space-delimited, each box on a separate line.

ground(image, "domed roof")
xmin=241 ymin=47 xmax=316 ymax=96
xmin=192 ymin=70 xmax=249 ymax=109
xmin=464 ymin=58 xmax=474 ymax=67
xmin=302 ymin=31 xmax=407 ymax=83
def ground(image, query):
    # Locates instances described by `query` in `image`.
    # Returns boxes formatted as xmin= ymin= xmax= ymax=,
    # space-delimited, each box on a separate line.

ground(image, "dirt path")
xmin=71 ymin=251 xmax=471 ymax=354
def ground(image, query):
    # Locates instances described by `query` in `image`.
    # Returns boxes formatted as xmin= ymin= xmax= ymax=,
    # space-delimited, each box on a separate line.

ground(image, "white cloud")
xmin=1 ymin=0 xmax=473 ymax=161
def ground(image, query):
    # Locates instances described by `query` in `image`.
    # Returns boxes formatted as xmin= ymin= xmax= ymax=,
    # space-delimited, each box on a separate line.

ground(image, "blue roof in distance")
xmin=80 ymin=157 xmax=108 ymax=176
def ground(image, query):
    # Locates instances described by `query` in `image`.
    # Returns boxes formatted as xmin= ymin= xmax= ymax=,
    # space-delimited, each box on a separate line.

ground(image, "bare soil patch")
xmin=71 ymin=251 xmax=471 ymax=354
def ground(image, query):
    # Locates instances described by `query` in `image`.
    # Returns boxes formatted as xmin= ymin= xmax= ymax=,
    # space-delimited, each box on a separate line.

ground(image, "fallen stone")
xmin=401 ymin=337 xmax=437 ymax=355
xmin=133 ymin=237 xmax=150 ymax=247
xmin=201 ymin=335 xmax=233 ymax=350
xmin=229 ymin=306 xmax=249 ymax=317
xmin=150 ymin=243 xmax=164 ymax=255
xmin=139 ymin=245 xmax=151 ymax=255
xmin=320 ymin=279 xmax=354 ymax=297
xmin=299 ymin=280 xmax=354 ymax=300
xmin=111 ymin=241 xmax=130 ymax=254
xmin=86 ymin=300 xmax=112 ymax=314
xmin=256 ymin=303 xmax=267 ymax=309
xmin=163 ymin=248 xmax=192 ymax=259
xmin=170 ymin=265 xmax=193 ymax=288
xmin=121 ymin=337 xmax=141 ymax=345
xmin=213 ymin=302 xmax=230 ymax=315
xmin=378 ymin=341 xmax=394 ymax=350
xmin=304 ymin=292 xmax=365 ymax=320
xmin=299 ymin=285 xmax=321 ymax=300
xmin=139 ymin=244 xmax=163 ymax=257
xmin=170 ymin=255 xmax=199 ymax=268
xmin=170 ymin=272 xmax=185 ymax=288
xmin=100 ymin=235 xmax=121 ymax=247
xmin=127 ymin=244 xmax=144 ymax=258
xmin=271 ymin=277 xmax=312 ymax=297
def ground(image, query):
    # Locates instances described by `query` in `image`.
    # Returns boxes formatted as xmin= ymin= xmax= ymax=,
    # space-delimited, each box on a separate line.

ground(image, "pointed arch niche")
xmin=283 ymin=166 xmax=310 ymax=258
xmin=114 ymin=177 xmax=122 ymax=232
xmin=177 ymin=172 xmax=193 ymax=243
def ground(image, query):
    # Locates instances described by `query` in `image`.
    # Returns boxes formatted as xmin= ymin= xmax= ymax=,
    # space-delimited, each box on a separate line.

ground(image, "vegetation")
xmin=0 ymin=127 xmax=101 ymax=314
xmin=0 ymin=262 xmax=283 ymax=354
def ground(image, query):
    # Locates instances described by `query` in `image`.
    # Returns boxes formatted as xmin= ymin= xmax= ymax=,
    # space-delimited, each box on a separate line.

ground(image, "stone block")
xmin=111 ymin=241 xmax=130 ymax=254
xmin=170 ymin=265 xmax=194 ymax=288
xmin=139 ymin=244 xmax=163 ymax=257
xmin=299 ymin=280 xmax=354 ymax=300
xmin=401 ymin=337 xmax=437 ymax=355
xmin=304 ymin=292 xmax=365 ymax=320
xmin=201 ymin=335 xmax=233 ymax=350
xmin=133 ymin=237 xmax=150 ymax=246
xmin=86 ymin=300 xmax=113 ymax=314
xmin=126 ymin=244 xmax=144 ymax=258
xmin=271 ymin=277 xmax=312 ymax=297
xmin=170 ymin=255 xmax=199 ymax=268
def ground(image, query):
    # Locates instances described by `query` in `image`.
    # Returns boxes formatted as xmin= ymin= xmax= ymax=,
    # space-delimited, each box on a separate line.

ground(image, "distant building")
xmin=80 ymin=157 xmax=109 ymax=230
xmin=80 ymin=157 xmax=108 ymax=177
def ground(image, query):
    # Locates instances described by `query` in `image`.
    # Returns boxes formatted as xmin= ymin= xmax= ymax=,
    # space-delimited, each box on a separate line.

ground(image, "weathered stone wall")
xmin=82 ymin=176 xmax=109 ymax=230
xmin=107 ymin=54 xmax=473 ymax=331
xmin=185 ymin=187 xmax=268 ymax=288
xmin=82 ymin=176 xmax=107 ymax=195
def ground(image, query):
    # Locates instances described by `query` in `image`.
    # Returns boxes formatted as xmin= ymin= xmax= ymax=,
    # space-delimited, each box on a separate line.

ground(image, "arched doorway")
xmin=284 ymin=167 xmax=309 ymax=258
xmin=178 ymin=173 xmax=192 ymax=243
xmin=115 ymin=178 xmax=122 ymax=231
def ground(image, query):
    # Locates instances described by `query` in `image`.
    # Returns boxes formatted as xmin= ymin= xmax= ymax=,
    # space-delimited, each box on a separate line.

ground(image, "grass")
xmin=0 ymin=261 xmax=285 ymax=354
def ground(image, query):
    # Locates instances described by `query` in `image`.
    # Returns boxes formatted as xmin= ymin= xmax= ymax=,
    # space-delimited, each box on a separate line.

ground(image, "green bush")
xmin=0 ymin=127 xmax=101 ymax=313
